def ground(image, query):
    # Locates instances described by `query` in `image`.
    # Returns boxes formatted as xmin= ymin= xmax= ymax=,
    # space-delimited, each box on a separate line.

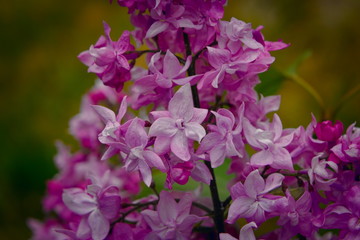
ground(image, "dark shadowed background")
xmin=0 ymin=0 xmax=359 ymax=239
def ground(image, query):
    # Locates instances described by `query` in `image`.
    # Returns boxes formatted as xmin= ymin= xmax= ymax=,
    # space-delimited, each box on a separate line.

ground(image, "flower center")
xmin=175 ymin=119 xmax=185 ymax=130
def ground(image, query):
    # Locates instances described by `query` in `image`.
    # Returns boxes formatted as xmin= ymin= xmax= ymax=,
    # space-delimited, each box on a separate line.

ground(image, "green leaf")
xmin=256 ymin=68 xmax=285 ymax=96
xmin=256 ymin=50 xmax=312 ymax=97
xmin=285 ymin=50 xmax=312 ymax=75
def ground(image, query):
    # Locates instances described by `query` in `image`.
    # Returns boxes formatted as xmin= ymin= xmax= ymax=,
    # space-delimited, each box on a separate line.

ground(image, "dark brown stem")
xmin=183 ymin=32 xmax=225 ymax=237
xmin=222 ymin=196 xmax=232 ymax=209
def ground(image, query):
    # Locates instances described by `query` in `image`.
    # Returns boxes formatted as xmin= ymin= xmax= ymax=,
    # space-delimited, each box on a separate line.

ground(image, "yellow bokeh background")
xmin=0 ymin=0 xmax=359 ymax=239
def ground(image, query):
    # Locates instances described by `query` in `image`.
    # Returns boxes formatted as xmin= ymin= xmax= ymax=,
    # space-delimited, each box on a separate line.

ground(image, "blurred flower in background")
xmin=0 ymin=0 xmax=359 ymax=239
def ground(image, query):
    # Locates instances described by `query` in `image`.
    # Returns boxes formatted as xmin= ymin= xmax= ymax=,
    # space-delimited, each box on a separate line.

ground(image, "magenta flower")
xmin=62 ymin=183 xmax=121 ymax=240
xmin=149 ymin=83 xmax=208 ymax=161
xmin=227 ymin=169 xmax=285 ymax=224
xmin=218 ymin=18 xmax=263 ymax=53
xmin=331 ymin=123 xmax=360 ymax=162
xmin=308 ymin=156 xmax=338 ymax=190
xmin=145 ymin=3 xmax=201 ymax=39
xmin=198 ymin=46 xmax=260 ymax=89
xmin=78 ymin=22 xmax=134 ymax=91
xmin=148 ymin=50 xmax=195 ymax=88
xmin=141 ymin=191 xmax=205 ymax=239
xmin=198 ymin=105 xmax=245 ymax=168
xmin=277 ymin=190 xmax=314 ymax=239
xmin=165 ymin=153 xmax=212 ymax=189
xmin=314 ymin=120 xmax=344 ymax=142
xmin=243 ymin=114 xmax=294 ymax=170
xmin=122 ymin=117 xmax=166 ymax=187
xmin=92 ymin=96 xmax=128 ymax=160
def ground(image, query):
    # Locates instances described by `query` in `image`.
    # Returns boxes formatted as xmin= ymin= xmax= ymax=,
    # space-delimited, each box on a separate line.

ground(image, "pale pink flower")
xmin=78 ymin=22 xmax=134 ymax=91
xmin=92 ymin=96 xmax=128 ymax=160
xmin=227 ymin=169 xmax=285 ymax=224
xmin=243 ymin=114 xmax=294 ymax=170
xmin=149 ymin=83 xmax=207 ymax=161
xmin=141 ymin=191 xmax=205 ymax=239
xmin=62 ymin=181 xmax=121 ymax=240
xmin=147 ymin=50 xmax=195 ymax=88
xmin=198 ymin=105 xmax=245 ymax=168
xmin=122 ymin=117 xmax=166 ymax=186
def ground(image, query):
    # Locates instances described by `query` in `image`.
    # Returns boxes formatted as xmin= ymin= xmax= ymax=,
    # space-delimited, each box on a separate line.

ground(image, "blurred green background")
xmin=0 ymin=0 xmax=359 ymax=239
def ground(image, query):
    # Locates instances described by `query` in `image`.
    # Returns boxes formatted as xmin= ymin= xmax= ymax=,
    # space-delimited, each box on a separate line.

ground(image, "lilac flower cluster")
xmin=29 ymin=1 xmax=360 ymax=239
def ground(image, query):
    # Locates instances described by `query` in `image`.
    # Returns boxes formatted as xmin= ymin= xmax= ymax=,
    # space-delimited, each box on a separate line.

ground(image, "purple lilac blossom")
xmin=78 ymin=22 xmax=134 ymax=91
xmin=198 ymin=104 xmax=245 ymax=168
xmin=141 ymin=191 xmax=206 ymax=239
xmin=227 ymin=169 xmax=285 ymax=224
xmin=62 ymin=178 xmax=121 ymax=240
xmin=149 ymin=83 xmax=207 ymax=161
xmin=243 ymin=114 xmax=294 ymax=170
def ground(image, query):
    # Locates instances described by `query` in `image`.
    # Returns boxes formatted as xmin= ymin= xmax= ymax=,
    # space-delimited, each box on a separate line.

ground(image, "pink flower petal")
xmin=171 ymin=131 xmax=191 ymax=161
xmin=62 ymin=188 xmax=97 ymax=215
xmin=244 ymin=170 xmax=265 ymax=198
xmin=125 ymin=118 xmax=147 ymax=148
xmin=262 ymin=173 xmax=284 ymax=194
xmin=92 ymin=105 xmax=116 ymax=123
xmin=88 ymin=209 xmax=110 ymax=240
xmin=250 ymin=149 xmax=274 ymax=167
xmin=138 ymin=160 xmax=152 ymax=187
xmin=158 ymin=191 xmax=178 ymax=223
xmin=154 ymin=136 xmax=171 ymax=155
xmin=168 ymin=84 xmax=194 ymax=121
xmin=226 ymin=196 xmax=255 ymax=224
xmin=219 ymin=233 xmax=238 ymax=240
xmin=143 ymin=150 xmax=166 ymax=172
xmin=149 ymin=117 xmax=177 ymax=137
xmin=239 ymin=222 xmax=257 ymax=240
xmin=163 ymin=50 xmax=182 ymax=78
xmin=146 ymin=21 xmax=170 ymax=38
xmin=184 ymin=122 xmax=206 ymax=142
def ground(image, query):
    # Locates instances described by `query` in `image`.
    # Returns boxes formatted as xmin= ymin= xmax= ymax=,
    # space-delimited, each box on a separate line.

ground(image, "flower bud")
xmin=314 ymin=120 xmax=343 ymax=142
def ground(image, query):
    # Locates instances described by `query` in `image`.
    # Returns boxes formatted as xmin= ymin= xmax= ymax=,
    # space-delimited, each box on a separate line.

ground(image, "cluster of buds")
xmin=29 ymin=1 xmax=360 ymax=240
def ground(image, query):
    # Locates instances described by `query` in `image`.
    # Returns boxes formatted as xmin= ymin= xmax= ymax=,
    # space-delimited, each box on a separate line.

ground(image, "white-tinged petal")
xmin=101 ymin=146 xmax=119 ymax=161
xmin=143 ymin=150 xmax=166 ymax=172
xmin=184 ymin=122 xmax=206 ymax=142
xmin=92 ymin=105 xmax=116 ymax=123
xmin=226 ymin=197 xmax=255 ymax=224
xmin=163 ymin=50 xmax=182 ymax=78
xmin=250 ymin=149 xmax=274 ymax=167
xmin=125 ymin=118 xmax=147 ymax=148
xmin=244 ymin=170 xmax=265 ymax=198
xmin=261 ymin=173 xmax=285 ymax=194
xmin=171 ymin=131 xmax=191 ymax=161
xmin=158 ymin=191 xmax=178 ymax=224
xmin=219 ymin=233 xmax=237 ymax=240
xmin=62 ymin=188 xmax=97 ymax=215
xmin=239 ymin=222 xmax=257 ymax=240
xmin=243 ymin=118 xmax=262 ymax=149
xmin=138 ymin=160 xmax=152 ymax=187
xmin=154 ymin=136 xmax=171 ymax=155
xmin=271 ymin=114 xmax=283 ymax=142
xmin=209 ymin=144 xmax=226 ymax=168
xmin=191 ymin=161 xmax=212 ymax=185
xmin=141 ymin=209 xmax=162 ymax=231
xmin=116 ymin=96 xmax=128 ymax=122
xmin=271 ymin=147 xmax=294 ymax=171
xmin=191 ymin=108 xmax=208 ymax=124
xmin=168 ymin=84 xmax=193 ymax=121
xmin=88 ymin=209 xmax=110 ymax=240
xmin=149 ymin=117 xmax=177 ymax=137
xmin=145 ymin=21 xmax=170 ymax=38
